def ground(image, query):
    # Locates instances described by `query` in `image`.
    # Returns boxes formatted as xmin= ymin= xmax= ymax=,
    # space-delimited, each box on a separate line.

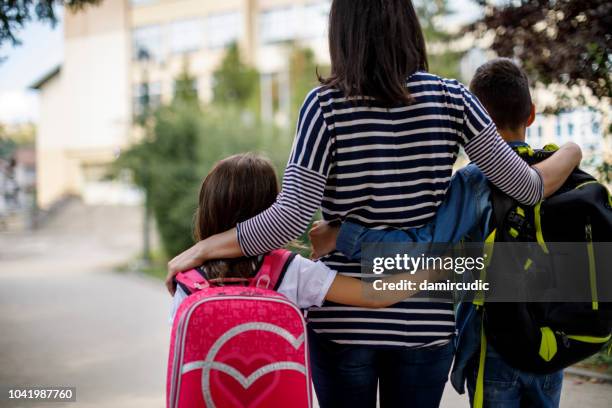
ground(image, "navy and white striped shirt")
xmin=237 ymin=72 xmax=543 ymax=348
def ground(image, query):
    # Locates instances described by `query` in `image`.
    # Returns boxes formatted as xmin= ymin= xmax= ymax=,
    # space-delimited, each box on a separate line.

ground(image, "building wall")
xmin=36 ymin=72 xmax=73 ymax=208
xmin=36 ymin=0 xmax=131 ymax=209
xmin=526 ymin=108 xmax=605 ymax=167
xmin=128 ymin=0 xmax=331 ymax=118
xmin=36 ymin=0 xmax=331 ymax=208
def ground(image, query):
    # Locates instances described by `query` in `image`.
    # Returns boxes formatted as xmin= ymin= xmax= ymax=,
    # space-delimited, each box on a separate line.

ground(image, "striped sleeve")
xmin=458 ymin=85 xmax=543 ymax=205
xmin=237 ymin=89 xmax=333 ymax=256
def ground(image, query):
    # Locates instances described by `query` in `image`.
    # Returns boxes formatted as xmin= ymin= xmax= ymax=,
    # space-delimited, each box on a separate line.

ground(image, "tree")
xmin=211 ymin=43 xmax=258 ymax=108
xmin=468 ymin=0 xmax=611 ymax=100
xmin=117 ymin=67 xmax=291 ymax=258
xmin=289 ymin=45 xmax=325 ymax=124
xmin=414 ymin=0 xmax=464 ymax=79
xmin=0 ymin=0 xmax=100 ymax=48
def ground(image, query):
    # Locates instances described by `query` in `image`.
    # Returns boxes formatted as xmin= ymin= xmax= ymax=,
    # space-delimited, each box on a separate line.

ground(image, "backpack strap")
xmin=175 ymin=267 xmax=210 ymax=295
xmin=251 ymin=249 xmax=297 ymax=290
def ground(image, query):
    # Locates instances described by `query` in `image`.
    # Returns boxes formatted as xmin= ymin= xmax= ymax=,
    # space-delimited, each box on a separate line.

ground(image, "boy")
xmin=309 ymin=58 xmax=566 ymax=408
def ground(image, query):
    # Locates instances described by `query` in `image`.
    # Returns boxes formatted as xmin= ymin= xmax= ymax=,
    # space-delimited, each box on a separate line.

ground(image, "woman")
xmin=166 ymin=1 xmax=581 ymax=407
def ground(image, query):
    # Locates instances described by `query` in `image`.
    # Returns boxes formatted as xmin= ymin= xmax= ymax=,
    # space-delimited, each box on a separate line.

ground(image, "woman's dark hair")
xmin=320 ymin=0 xmax=429 ymax=106
xmin=194 ymin=153 xmax=279 ymax=281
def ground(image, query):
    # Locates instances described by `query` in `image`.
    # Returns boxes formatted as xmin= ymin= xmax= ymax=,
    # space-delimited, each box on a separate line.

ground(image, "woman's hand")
xmin=166 ymin=240 xmax=208 ymax=295
xmin=309 ymin=221 xmax=340 ymax=259
xmin=534 ymin=142 xmax=583 ymax=198
xmin=165 ymin=228 xmax=244 ymax=295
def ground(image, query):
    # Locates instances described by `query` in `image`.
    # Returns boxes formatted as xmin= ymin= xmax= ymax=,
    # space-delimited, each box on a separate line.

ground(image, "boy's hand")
xmin=309 ymin=221 xmax=340 ymax=259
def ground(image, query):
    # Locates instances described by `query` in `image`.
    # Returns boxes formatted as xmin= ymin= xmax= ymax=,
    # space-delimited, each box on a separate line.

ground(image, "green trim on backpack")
xmin=516 ymin=146 xmax=535 ymax=157
xmin=566 ymin=334 xmax=611 ymax=344
xmin=474 ymin=229 xmax=496 ymax=307
xmin=534 ymin=202 xmax=549 ymax=254
xmin=543 ymin=143 xmax=560 ymax=152
xmin=576 ymin=180 xmax=599 ymax=190
xmin=585 ymin=223 xmax=599 ymax=311
xmin=539 ymin=327 xmax=558 ymax=361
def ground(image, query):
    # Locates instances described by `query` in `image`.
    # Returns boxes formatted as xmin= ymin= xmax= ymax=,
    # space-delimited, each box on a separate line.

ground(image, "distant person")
xmin=309 ymin=58 xmax=570 ymax=408
xmin=166 ymin=1 xmax=581 ymax=406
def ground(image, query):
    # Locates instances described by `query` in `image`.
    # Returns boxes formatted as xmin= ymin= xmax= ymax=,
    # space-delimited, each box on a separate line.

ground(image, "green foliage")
xmin=0 ymin=0 xmax=100 ymax=48
xmin=119 ymin=43 xmax=338 ymax=259
xmin=117 ymin=81 xmax=291 ymax=258
xmin=173 ymin=66 xmax=199 ymax=105
xmin=428 ymin=50 xmax=464 ymax=81
xmin=289 ymin=45 xmax=327 ymax=124
xmin=469 ymin=0 xmax=612 ymax=100
xmin=0 ymin=137 xmax=16 ymax=159
xmin=414 ymin=0 xmax=463 ymax=79
xmin=212 ymin=43 xmax=259 ymax=108
xmin=415 ymin=0 xmax=455 ymax=42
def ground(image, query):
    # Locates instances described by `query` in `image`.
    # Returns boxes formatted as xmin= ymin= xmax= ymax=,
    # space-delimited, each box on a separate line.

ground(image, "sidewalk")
xmin=1 ymin=202 xmax=610 ymax=407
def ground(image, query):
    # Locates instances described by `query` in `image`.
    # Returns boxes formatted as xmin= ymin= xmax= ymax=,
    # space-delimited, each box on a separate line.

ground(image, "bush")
xmin=117 ymin=101 xmax=291 ymax=258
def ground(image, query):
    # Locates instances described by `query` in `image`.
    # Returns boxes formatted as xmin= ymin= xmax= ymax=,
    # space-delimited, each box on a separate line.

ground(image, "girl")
xmin=167 ymin=1 xmax=581 ymax=406
xmin=170 ymin=153 xmax=440 ymax=320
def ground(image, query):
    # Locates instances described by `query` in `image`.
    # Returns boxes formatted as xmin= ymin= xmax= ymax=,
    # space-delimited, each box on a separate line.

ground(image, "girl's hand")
xmin=309 ymin=221 xmax=340 ymax=259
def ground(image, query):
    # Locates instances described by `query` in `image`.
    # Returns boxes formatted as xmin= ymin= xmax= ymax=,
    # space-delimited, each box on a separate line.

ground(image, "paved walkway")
xmin=0 ymin=202 xmax=168 ymax=407
xmin=0 ymin=202 xmax=610 ymax=407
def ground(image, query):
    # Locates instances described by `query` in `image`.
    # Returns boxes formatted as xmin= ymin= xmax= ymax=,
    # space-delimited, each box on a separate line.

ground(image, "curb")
xmin=566 ymin=367 xmax=612 ymax=383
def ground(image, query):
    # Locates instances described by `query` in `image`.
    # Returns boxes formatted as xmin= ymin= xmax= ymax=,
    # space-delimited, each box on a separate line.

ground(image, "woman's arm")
xmin=533 ymin=143 xmax=582 ymax=197
xmin=325 ymin=270 xmax=444 ymax=308
xmin=459 ymin=85 xmax=581 ymax=205
xmin=166 ymin=89 xmax=333 ymax=294
xmin=166 ymin=229 xmax=242 ymax=293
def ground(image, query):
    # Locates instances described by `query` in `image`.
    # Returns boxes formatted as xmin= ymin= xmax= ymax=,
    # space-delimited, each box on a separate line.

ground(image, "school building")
xmin=30 ymin=0 xmax=608 ymax=209
xmin=31 ymin=0 xmax=332 ymax=209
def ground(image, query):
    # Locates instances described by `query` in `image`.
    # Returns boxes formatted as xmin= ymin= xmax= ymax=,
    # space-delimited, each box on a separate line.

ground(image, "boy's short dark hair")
xmin=469 ymin=58 xmax=533 ymax=131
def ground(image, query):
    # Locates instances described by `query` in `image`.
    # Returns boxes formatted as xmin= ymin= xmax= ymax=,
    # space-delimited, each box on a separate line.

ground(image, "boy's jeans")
xmin=465 ymin=346 xmax=563 ymax=408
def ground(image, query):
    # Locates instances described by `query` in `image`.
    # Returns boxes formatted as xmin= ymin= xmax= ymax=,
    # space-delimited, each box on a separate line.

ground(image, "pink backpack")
xmin=167 ymin=250 xmax=312 ymax=408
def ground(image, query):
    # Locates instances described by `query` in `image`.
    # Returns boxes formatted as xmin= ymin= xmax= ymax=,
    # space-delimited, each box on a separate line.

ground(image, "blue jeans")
xmin=466 ymin=346 xmax=563 ymax=408
xmin=308 ymin=328 xmax=454 ymax=408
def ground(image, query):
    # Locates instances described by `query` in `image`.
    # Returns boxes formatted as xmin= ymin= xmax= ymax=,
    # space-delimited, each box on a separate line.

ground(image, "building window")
xmin=567 ymin=122 xmax=574 ymax=137
xmin=133 ymin=82 xmax=162 ymax=117
xmin=169 ymin=19 xmax=204 ymax=54
xmin=592 ymin=121 xmax=600 ymax=135
xmin=259 ymin=7 xmax=297 ymax=44
xmin=555 ymin=119 xmax=562 ymax=138
xmin=537 ymin=125 xmax=543 ymax=138
xmin=206 ymin=12 xmax=243 ymax=49
xmin=132 ymin=25 xmax=164 ymax=62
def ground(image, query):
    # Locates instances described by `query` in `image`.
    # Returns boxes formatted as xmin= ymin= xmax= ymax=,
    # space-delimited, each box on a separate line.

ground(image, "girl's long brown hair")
xmin=194 ymin=153 xmax=279 ymax=281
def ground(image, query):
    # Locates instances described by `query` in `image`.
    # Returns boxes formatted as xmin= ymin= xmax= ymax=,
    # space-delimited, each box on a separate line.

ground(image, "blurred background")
xmin=0 ymin=1 xmax=610 ymax=407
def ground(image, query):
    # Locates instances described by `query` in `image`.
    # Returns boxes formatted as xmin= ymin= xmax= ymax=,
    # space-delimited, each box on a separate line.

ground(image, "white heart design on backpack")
xmin=181 ymin=322 xmax=306 ymax=408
